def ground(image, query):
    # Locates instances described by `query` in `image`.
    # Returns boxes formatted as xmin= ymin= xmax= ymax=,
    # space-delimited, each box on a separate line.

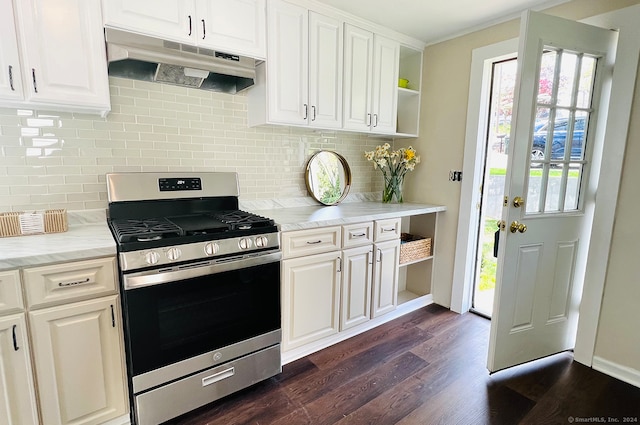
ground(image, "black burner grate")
xmin=110 ymin=218 xmax=182 ymax=243
xmin=212 ymin=210 xmax=275 ymax=230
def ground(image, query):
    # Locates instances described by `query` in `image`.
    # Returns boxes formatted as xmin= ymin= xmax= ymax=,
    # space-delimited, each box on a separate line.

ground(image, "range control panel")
xmin=159 ymin=178 xmax=202 ymax=192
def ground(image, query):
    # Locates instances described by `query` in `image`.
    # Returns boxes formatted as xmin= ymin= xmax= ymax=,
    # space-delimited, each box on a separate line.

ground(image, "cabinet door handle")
xmin=12 ymin=325 xmax=19 ymax=351
xmin=377 ymin=248 xmax=382 ymax=262
xmin=58 ymin=277 xmax=90 ymax=287
xmin=306 ymin=240 xmax=322 ymax=245
xmin=201 ymin=19 xmax=206 ymax=39
xmin=110 ymin=305 xmax=116 ymax=328
xmin=311 ymin=105 xmax=316 ymax=121
xmin=303 ymin=104 xmax=308 ymax=120
xmin=8 ymin=66 xmax=14 ymax=91
xmin=369 ymin=250 xmax=373 ymax=265
xmin=188 ymin=15 xmax=192 ymax=36
xmin=31 ymin=68 xmax=38 ymax=93
xmin=367 ymin=113 xmax=371 ymax=126
xmin=337 ymin=257 xmax=342 ymax=272
xmin=373 ymin=114 xmax=378 ymax=127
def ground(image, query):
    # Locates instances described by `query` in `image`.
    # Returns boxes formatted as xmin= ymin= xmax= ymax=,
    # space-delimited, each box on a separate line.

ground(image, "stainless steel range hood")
xmin=105 ymin=28 xmax=257 ymax=94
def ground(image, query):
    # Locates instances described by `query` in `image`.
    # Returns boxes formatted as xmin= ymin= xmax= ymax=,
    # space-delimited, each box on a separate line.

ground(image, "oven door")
xmin=121 ymin=251 xmax=281 ymax=392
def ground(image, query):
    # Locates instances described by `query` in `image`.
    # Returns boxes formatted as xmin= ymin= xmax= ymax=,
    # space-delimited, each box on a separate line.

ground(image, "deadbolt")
xmin=512 ymin=196 xmax=525 ymax=208
xmin=496 ymin=220 xmax=506 ymax=231
xmin=510 ymin=221 xmax=527 ymax=233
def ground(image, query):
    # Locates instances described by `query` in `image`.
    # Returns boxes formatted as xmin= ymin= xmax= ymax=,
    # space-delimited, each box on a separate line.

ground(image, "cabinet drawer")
xmin=23 ymin=257 xmax=117 ymax=309
xmin=374 ymin=218 xmax=401 ymax=242
xmin=342 ymin=222 xmax=373 ymax=248
xmin=282 ymin=227 xmax=341 ymax=258
xmin=0 ymin=270 xmax=23 ymax=315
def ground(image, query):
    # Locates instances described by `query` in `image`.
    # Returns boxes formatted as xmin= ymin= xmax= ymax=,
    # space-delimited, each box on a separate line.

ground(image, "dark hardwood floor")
xmin=167 ymin=304 xmax=640 ymax=425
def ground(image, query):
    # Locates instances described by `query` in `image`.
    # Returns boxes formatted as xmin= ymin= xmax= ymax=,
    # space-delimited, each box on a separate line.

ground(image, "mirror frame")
xmin=304 ymin=151 xmax=352 ymax=206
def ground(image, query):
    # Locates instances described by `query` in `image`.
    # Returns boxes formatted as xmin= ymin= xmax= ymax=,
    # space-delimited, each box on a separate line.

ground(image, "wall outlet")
xmin=449 ymin=170 xmax=463 ymax=182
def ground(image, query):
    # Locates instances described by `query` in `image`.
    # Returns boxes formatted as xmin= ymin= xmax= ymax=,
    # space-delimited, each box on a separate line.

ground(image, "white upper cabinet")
xmin=103 ymin=0 xmax=267 ymax=59
xmin=0 ymin=0 xmax=23 ymax=102
xmin=1 ymin=0 xmax=111 ymax=115
xmin=308 ymin=11 xmax=343 ymax=129
xmin=102 ymin=0 xmax=196 ymax=43
xmin=343 ymin=24 xmax=399 ymax=135
xmin=263 ymin=0 xmax=308 ymax=125
xmin=249 ymin=0 xmax=342 ymax=128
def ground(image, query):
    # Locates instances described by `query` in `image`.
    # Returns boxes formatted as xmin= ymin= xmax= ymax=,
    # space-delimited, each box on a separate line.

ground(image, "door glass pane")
xmin=544 ymin=166 xmax=567 ymax=212
xmin=564 ymin=164 xmax=583 ymax=210
xmin=526 ymin=168 xmax=542 ymax=213
xmin=571 ymin=111 xmax=589 ymax=160
xmin=537 ymin=50 xmax=557 ymax=104
xmin=532 ymin=107 xmax=551 ymax=165
xmin=577 ymin=56 xmax=596 ymax=109
xmin=557 ymin=52 xmax=578 ymax=107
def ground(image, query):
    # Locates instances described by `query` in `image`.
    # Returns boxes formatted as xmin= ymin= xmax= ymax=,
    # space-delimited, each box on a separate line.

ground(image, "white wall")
xmin=0 ymin=77 xmax=386 ymax=212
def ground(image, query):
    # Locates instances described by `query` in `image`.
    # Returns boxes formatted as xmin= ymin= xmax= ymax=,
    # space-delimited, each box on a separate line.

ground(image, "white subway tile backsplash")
xmin=0 ymin=77 xmax=388 ymax=212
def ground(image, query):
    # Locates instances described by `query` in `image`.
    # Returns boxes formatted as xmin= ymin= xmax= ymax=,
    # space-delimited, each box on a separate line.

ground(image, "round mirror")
xmin=305 ymin=151 xmax=352 ymax=205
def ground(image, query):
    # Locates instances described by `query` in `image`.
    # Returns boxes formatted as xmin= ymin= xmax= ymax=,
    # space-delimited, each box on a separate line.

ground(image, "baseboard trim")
xmin=592 ymin=356 xmax=640 ymax=388
xmin=101 ymin=414 xmax=130 ymax=425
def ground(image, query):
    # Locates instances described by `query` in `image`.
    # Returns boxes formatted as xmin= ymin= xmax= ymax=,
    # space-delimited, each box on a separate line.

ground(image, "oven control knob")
xmin=204 ymin=242 xmax=220 ymax=256
xmin=255 ymin=236 xmax=269 ymax=248
xmin=144 ymin=251 xmax=160 ymax=265
xmin=238 ymin=238 xmax=253 ymax=250
xmin=166 ymin=247 xmax=182 ymax=261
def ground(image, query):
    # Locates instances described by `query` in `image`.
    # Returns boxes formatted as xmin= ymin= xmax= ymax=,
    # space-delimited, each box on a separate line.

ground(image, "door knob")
xmin=512 ymin=196 xmax=525 ymax=208
xmin=510 ymin=221 xmax=527 ymax=233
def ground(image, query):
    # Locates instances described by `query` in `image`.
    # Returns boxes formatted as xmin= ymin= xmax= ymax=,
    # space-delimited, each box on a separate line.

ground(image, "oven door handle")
xmin=123 ymin=251 xmax=282 ymax=290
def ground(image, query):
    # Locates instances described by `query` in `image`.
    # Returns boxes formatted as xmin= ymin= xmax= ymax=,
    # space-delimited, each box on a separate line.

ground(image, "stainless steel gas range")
xmin=106 ymin=172 xmax=282 ymax=425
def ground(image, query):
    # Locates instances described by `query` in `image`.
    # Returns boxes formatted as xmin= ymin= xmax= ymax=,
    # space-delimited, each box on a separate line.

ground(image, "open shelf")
xmin=398 ymin=290 xmax=421 ymax=304
xmin=399 ymin=255 xmax=433 ymax=267
xmin=396 ymin=45 xmax=423 ymax=137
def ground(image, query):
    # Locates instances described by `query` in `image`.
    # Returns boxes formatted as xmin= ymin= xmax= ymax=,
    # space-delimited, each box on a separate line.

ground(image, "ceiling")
xmin=314 ymin=0 xmax=569 ymax=44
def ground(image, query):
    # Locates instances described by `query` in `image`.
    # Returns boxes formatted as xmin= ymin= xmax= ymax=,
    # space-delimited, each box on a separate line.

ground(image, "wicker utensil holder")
xmin=0 ymin=209 xmax=68 ymax=238
xmin=399 ymin=233 xmax=432 ymax=264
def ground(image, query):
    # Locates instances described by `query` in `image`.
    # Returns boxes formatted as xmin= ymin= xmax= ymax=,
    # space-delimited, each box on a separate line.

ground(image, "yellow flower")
xmin=405 ymin=150 xmax=415 ymax=161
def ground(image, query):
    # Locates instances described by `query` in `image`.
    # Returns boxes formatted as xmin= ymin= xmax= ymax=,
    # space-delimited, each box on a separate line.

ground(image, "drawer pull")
xmin=58 ymin=277 xmax=91 ymax=287
xmin=350 ymin=232 xmax=366 ymax=238
xmin=202 ymin=367 xmax=235 ymax=387
xmin=306 ymin=240 xmax=322 ymax=245
xmin=12 ymin=325 xmax=19 ymax=351
xmin=381 ymin=227 xmax=396 ymax=233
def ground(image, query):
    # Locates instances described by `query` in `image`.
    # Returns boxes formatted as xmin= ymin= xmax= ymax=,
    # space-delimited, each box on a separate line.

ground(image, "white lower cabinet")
xmin=0 ymin=257 xmax=128 ymax=425
xmin=29 ymin=295 xmax=127 ymax=425
xmin=0 ymin=314 xmax=39 ymax=425
xmin=371 ymin=239 xmax=401 ymax=318
xmin=340 ymin=245 xmax=373 ymax=330
xmin=282 ymin=220 xmax=401 ymax=355
xmin=282 ymin=251 xmax=341 ymax=351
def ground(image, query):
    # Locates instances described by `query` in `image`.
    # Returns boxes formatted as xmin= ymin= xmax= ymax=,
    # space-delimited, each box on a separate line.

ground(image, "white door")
xmin=371 ymin=239 xmax=400 ymax=318
xmin=266 ymin=0 xmax=308 ymax=125
xmin=15 ymin=0 xmax=111 ymax=110
xmin=197 ymin=0 xmax=266 ymax=58
xmin=282 ymin=251 xmax=341 ymax=351
xmin=340 ymin=245 xmax=373 ymax=330
xmin=371 ymin=35 xmax=399 ymax=134
xmin=488 ymin=11 xmax=617 ymax=372
xmin=343 ymin=24 xmax=374 ymax=132
xmin=308 ymin=11 xmax=343 ymax=129
xmin=0 ymin=0 xmax=24 ymax=102
xmin=0 ymin=314 xmax=39 ymax=425
xmin=29 ymin=296 xmax=128 ymax=425
xmin=102 ymin=0 xmax=196 ymax=44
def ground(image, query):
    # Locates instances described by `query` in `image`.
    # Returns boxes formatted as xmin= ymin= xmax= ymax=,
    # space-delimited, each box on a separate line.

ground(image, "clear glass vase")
xmin=382 ymin=174 xmax=404 ymax=203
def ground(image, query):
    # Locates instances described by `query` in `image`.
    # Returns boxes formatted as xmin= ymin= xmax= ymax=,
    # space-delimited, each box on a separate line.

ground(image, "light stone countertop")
xmin=0 ymin=210 xmax=116 ymax=271
xmin=247 ymin=201 xmax=447 ymax=232
xmin=0 ymin=201 xmax=446 ymax=270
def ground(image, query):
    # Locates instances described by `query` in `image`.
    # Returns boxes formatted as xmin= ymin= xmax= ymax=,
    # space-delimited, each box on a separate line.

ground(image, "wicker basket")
xmin=0 ymin=209 xmax=68 ymax=238
xmin=399 ymin=233 xmax=432 ymax=264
